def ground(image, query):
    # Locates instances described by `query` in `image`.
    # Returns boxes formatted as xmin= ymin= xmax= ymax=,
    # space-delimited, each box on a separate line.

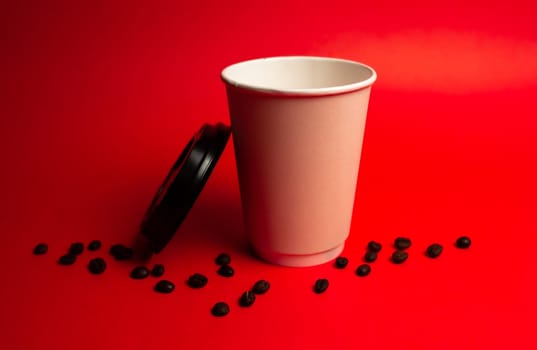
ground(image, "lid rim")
xmin=141 ymin=123 xmax=231 ymax=253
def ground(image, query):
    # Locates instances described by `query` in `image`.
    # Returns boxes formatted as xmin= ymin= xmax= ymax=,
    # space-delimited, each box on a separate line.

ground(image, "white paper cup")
xmin=222 ymin=56 xmax=376 ymax=267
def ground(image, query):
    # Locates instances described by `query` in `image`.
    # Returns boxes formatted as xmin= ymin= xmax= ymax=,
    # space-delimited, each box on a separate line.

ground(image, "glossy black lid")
xmin=141 ymin=123 xmax=231 ymax=253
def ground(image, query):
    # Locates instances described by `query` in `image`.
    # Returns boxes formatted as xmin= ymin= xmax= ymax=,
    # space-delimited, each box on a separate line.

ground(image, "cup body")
xmin=222 ymin=56 xmax=376 ymax=266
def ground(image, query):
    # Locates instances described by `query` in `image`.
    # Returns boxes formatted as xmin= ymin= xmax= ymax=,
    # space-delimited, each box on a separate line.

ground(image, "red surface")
xmin=2 ymin=1 xmax=537 ymax=349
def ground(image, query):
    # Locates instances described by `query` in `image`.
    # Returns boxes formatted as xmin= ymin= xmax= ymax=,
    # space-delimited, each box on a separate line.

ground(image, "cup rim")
xmin=221 ymin=56 xmax=377 ymax=96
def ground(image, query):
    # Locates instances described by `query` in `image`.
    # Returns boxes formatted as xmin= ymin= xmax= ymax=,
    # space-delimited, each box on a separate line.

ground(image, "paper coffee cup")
xmin=222 ymin=56 xmax=376 ymax=267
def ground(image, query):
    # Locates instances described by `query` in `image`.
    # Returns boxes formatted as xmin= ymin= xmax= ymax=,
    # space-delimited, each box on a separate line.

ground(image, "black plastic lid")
xmin=141 ymin=123 xmax=231 ymax=253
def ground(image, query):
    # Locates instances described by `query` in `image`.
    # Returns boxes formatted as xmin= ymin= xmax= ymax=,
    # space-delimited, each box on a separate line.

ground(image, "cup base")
xmin=254 ymin=244 xmax=344 ymax=267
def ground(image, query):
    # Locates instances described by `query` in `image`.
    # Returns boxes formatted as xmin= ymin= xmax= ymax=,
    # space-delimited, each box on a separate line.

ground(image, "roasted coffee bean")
xmin=130 ymin=266 xmax=150 ymax=279
xmin=356 ymin=264 xmax=371 ymax=277
xmin=252 ymin=280 xmax=270 ymax=294
xmin=69 ymin=242 xmax=84 ymax=256
xmin=88 ymin=257 xmax=106 ymax=274
xmin=109 ymin=244 xmax=133 ymax=260
xmin=367 ymin=241 xmax=382 ymax=252
xmin=116 ymin=250 xmax=133 ymax=260
xmin=394 ymin=237 xmax=412 ymax=250
xmin=154 ymin=280 xmax=175 ymax=293
xmin=217 ymin=264 xmax=234 ymax=277
xmin=215 ymin=253 xmax=231 ymax=266
xmin=391 ymin=250 xmax=409 ymax=264
xmin=456 ymin=236 xmax=472 ymax=249
xmin=58 ymin=253 xmax=76 ymax=265
xmin=88 ymin=240 xmax=101 ymax=251
xmin=151 ymin=264 xmax=165 ymax=277
xmin=426 ymin=243 xmax=443 ymax=258
xmin=364 ymin=251 xmax=378 ymax=263
xmin=109 ymin=244 xmax=123 ymax=255
xmin=33 ymin=243 xmax=48 ymax=255
xmin=314 ymin=278 xmax=329 ymax=294
xmin=211 ymin=302 xmax=230 ymax=317
xmin=187 ymin=273 xmax=208 ymax=288
xmin=239 ymin=291 xmax=256 ymax=307
xmin=334 ymin=256 xmax=349 ymax=269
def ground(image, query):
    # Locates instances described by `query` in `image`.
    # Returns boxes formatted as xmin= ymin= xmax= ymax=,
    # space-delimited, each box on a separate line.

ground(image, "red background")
xmin=2 ymin=0 xmax=537 ymax=349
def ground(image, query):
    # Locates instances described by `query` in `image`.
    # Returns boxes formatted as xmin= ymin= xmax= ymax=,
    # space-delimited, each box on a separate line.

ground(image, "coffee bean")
xmin=367 ymin=241 xmax=382 ymax=252
xmin=334 ymin=256 xmax=348 ymax=269
xmin=154 ymin=280 xmax=175 ymax=294
xmin=151 ymin=264 xmax=165 ymax=277
xmin=88 ymin=258 xmax=106 ymax=274
xmin=119 ymin=249 xmax=133 ymax=260
xmin=88 ymin=240 xmax=101 ymax=251
xmin=211 ymin=302 xmax=230 ymax=317
xmin=364 ymin=251 xmax=378 ymax=263
xmin=33 ymin=243 xmax=48 ymax=255
xmin=109 ymin=244 xmax=133 ymax=260
xmin=392 ymin=250 xmax=408 ymax=264
xmin=217 ymin=264 xmax=234 ymax=277
xmin=314 ymin=278 xmax=329 ymax=294
xmin=215 ymin=253 xmax=231 ymax=266
xmin=187 ymin=273 xmax=208 ymax=288
xmin=356 ymin=264 xmax=371 ymax=277
xmin=456 ymin=236 xmax=471 ymax=249
xmin=130 ymin=266 xmax=150 ymax=279
xmin=58 ymin=254 xmax=76 ymax=265
xmin=426 ymin=243 xmax=443 ymax=258
xmin=239 ymin=291 xmax=256 ymax=307
xmin=109 ymin=244 xmax=123 ymax=255
xmin=252 ymin=280 xmax=270 ymax=294
xmin=69 ymin=242 xmax=84 ymax=256
xmin=394 ymin=237 xmax=411 ymax=250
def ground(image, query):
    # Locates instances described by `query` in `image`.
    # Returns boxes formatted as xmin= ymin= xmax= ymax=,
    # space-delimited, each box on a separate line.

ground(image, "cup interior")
xmin=221 ymin=56 xmax=376 ymax=95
